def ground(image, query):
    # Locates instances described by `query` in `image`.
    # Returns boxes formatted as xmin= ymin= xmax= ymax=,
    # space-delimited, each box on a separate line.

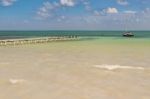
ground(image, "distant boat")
xmin=123 ymin=32 xmax=134 ymax=37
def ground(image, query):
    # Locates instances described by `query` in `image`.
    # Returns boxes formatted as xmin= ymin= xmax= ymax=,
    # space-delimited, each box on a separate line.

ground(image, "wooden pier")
xmin=0 ymin=36 xmax=78 ymax=46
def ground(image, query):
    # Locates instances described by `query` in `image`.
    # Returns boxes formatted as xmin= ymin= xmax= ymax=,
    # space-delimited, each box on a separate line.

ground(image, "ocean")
xmin=0 ymin=31 xmax=150 ymax=99
xmin=0 ymin=31 xmax=150 ymax=39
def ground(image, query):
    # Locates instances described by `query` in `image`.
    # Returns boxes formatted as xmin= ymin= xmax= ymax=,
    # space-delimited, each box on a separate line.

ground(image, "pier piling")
xmin=0 ymin=36 xmax=78 ymax=46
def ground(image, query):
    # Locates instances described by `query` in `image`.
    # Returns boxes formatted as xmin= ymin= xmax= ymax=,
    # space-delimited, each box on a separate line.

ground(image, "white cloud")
xmin=36 ymin=0 xmax=93 ymax=20
xmin=117 ymin=0 xmax=128 ymax=5
xmin=83 ymin=1 xmax=91 ymax=11
xmin=124 ymin=10 xmax=137 ymax=14
xmin=106 ymin=7 xmax=118 ymax=14
xmin=60 ymin=0 xmax=75 ymax=7
xmin=93 ymin=10 xmax=101 ymax=16
xmin=36 ymin=2 xmax=59 ymax=19
xmin=0 ymin=0 xmax=17 ymax=6
xmin=36 ymin=0 xmax=77 ymax=19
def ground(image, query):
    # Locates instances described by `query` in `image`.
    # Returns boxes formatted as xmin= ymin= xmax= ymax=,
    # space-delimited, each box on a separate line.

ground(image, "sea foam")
xmin=94 ymin=64 xmax=145 ymax=70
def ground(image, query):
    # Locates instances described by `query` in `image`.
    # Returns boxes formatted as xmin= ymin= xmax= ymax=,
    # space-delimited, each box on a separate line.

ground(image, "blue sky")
xmin=0 ymin=0 xmax=150 ymax=30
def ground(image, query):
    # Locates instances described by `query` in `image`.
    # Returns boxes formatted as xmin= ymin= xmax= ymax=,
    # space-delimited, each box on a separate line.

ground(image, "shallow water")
xmin=0 ymin=37 xmax=150 ymax=99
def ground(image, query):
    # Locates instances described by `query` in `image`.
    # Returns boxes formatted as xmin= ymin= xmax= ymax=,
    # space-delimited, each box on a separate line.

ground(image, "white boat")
xmin=123 ymin=32 xmax=134 ymax=37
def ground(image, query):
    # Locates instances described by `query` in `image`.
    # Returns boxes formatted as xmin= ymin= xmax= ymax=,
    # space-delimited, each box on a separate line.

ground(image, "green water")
xmin=70 ymin=37 xmax=150 ymax=67
xmin=0 ymin=31 xmax=150 ymax=39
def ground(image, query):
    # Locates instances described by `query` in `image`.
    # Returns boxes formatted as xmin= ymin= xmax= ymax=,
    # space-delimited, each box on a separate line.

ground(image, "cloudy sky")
xmin=0 ymin=0 xmax=150 ymax=30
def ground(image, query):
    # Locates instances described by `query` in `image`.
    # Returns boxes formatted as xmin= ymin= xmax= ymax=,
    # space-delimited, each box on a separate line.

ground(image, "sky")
xmin=0 ymin=0 xmax=150 ymax=30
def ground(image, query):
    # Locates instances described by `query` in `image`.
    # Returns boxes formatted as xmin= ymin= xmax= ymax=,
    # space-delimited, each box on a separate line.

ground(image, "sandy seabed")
xmin=0 ymin=38 xmax=150 ymax=99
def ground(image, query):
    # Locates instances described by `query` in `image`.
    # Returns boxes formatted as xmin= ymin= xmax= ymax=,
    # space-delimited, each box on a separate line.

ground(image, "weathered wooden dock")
xmin=0 ymin=36 xmax=78 ymax=46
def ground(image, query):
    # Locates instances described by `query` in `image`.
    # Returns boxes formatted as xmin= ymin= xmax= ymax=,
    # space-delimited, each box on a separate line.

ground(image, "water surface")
xmin=0 ymin=37 xmax=150 ymax=99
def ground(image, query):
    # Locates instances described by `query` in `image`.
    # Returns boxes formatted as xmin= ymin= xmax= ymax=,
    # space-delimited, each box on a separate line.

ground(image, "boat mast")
xmin=124 ymin=13 xmax=128 ymax=32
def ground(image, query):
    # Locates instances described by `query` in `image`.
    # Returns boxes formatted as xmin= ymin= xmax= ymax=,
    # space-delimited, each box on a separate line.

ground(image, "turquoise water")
xmin=0 ymin=31 xmax=150 ymax=39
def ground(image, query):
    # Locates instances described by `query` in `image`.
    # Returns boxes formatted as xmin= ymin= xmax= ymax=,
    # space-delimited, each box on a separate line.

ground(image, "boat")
xmin=123 ymin=32 xmax=134 ymax=37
